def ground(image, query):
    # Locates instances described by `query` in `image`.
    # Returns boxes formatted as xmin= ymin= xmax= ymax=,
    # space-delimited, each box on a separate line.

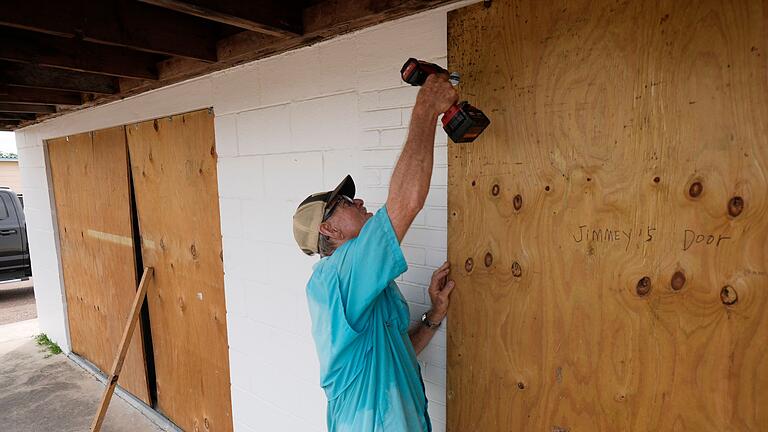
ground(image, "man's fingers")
xmin=432 ymin=262 xmax=450 ymax=277
xmin=426 ymin=73 xmax=450 ymax=84
xmin=432 ymin=267 xmax=450 ymax=282
xmin=441 ymin=280 xmax=455 ymax=296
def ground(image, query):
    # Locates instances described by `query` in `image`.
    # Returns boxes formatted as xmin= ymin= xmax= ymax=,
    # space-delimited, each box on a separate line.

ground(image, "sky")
xmin=0 ymin=132 xmax=17 ymax=154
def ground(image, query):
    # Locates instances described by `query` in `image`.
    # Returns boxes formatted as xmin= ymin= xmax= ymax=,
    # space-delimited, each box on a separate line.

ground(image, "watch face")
xmin=421 ymin=312 xmax=438 ymax=328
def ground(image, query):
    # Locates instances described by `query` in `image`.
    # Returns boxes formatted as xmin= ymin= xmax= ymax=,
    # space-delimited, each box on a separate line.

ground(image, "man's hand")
xmin=414 ymin=74 xmax=459 ymax=117
xmin=428 ymin=261 xmax=455 ymax=322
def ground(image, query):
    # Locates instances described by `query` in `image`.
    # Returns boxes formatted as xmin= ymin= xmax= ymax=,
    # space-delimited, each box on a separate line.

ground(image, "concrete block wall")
xmin=15 ymin=3 xmax=477 ymax=430
xmin=216 ymin=13 xmax=453 ymax=430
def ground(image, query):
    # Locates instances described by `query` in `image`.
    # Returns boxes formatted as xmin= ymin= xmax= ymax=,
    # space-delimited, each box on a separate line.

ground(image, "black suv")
xmin=0 ymin=187 xmax=31 ymax=282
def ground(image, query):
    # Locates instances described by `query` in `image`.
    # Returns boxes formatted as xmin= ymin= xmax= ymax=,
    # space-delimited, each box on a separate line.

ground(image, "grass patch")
xmin=35 ymin=333 xmax=62 ymax=357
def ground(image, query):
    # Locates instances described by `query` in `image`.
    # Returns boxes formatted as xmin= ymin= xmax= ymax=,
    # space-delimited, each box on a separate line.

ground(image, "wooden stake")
xmin=90 ymin=267 xmax=154 ymax=432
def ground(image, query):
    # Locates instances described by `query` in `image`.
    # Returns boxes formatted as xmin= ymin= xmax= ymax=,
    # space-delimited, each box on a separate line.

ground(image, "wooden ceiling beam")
xmin=138 ymin=0 xmax=303 ymax=37
xmin=0 ymin=85 xmax=82 ymax=106
xmin=0 ymin=0 xmax=218 ymax=61
xmin=0 ymin=103 xmax=56 ymax=114
xmin=0 ymin=62 xmax=119 ymax=95
xmin=29 ymin=0 xmax=465 ymax=125
xmin=0 ymin=28 xmax=160 ymax=80
xmin=0 ymin=112 xmax=36 ymax=121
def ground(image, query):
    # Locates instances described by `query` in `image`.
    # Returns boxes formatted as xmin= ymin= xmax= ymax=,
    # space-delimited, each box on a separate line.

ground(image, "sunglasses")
xmin=322 ymin=195 xmax=354 ymax=221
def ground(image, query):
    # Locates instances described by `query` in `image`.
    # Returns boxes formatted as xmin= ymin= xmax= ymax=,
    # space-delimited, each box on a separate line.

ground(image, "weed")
xmin=34 ymin=333 xmax=62 ymax=358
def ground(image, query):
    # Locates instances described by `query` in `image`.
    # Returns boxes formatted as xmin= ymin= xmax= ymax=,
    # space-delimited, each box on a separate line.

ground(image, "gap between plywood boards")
xmin=127 ymin=137 xmax=159 ymax=408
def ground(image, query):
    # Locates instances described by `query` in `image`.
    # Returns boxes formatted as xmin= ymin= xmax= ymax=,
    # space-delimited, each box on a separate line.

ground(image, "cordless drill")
xmin=400 ymin=58 xmax=490 ymax=143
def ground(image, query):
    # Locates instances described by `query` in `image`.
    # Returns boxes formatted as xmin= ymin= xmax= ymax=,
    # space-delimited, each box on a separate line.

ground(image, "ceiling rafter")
xmin=0 ymin=103 xmax=56 ymax=114
xmin=4 ymin=0 xmax=464 ymax=131
xmin=138 ymin=0 xmax=303 ymax=37
xmin=0 ymin=0 xmax=219 ymax=61
xmin=0 ymin=28 xmax=161 ymax=80
xmin=0 ymin=62 xmax=119 ymax=95
xmin=0 ymin=85 xmax=82 ymax=106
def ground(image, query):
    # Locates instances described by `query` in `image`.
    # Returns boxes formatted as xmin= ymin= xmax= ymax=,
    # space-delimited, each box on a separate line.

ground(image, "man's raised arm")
xmin=386 ymin=74 xmax=459 ymax=242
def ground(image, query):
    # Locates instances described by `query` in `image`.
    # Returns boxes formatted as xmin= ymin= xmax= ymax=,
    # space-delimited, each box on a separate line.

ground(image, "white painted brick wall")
xmin=15 ymin=2 xmax=479 ymax=430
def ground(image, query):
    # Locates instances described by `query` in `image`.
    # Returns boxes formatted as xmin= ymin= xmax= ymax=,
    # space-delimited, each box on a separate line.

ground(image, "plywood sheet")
xmin=127 ymin=109 xmax=232 ymax=432
xmin=48 ymin=127 xmax=150 ymax=404
xmin=447 ymin=1 xmax=768 ymax=430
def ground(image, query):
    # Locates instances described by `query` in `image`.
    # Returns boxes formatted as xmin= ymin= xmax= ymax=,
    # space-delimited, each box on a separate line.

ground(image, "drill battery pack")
xmin=442 ymin=102 xmax=491 ymax=144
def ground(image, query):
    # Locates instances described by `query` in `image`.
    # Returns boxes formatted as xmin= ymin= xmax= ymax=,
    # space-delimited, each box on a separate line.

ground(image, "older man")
xmin=292 ymin=73 xmax=458 ymax=431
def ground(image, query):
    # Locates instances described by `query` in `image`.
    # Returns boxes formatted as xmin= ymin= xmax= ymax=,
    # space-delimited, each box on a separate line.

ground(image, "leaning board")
xmin=127 ymin=109 xmax=233 ymax=432
xmin=447 ymin=0 xmax=768 ymax=431
xmin=48 ymin=127 xmax=150 ymax=404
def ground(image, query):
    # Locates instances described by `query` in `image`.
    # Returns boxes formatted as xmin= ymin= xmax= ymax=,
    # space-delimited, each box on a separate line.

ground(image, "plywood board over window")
xmin=447 ymin=0 xmax=768 ymax=431
xmin=127 ymin=109 xmax=232 ymax=432
xmin=48 ymin=127 xmax=151 ymax=404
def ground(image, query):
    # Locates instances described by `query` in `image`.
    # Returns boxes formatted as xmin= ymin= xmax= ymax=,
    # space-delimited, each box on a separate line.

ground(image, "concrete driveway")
xmin=0 ymin=283 xmax=165 ymax=432
xmin=0 ymin=279 xmax=36 ymax=325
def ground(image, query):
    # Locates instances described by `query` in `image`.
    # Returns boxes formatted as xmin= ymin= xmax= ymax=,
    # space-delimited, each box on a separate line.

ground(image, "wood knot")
xmin=636 ymin=276 xmax=652 ymax=297
xmin=688 ymin=181 xmax=703 ymax=198
xmin=671 ymin=271 xmax=686 ymax=291
xmin=513 ymin=194 xmax=523 ymax=211
xmin=728 ymin=196 xmax=744 ymax=217
xmin=471 ymin=180 xmax=476 ymax=187
xmin=153 ymin=119 xmax=159 ymax=132
xmin=491 ymin=184 xmax=500 ymax=196
xmin=720 ymin=285 xmax=738 ymax=305
xmin=517 ymin=381 xmax=525 ymax=390
xmin=190 ymin=243 xmax=198 ymax=259
xmin=511 ymin=261 xmax=522 ymax=278
xmin=484 ymin=252 xmax=493 ymax=267
xmin=653 ymin=176 xmax=660 ymax=184
xmin=464 ymin=258 xmax=474 ymax=273
xmin=545 ymin=185 xmax=551 ymax=191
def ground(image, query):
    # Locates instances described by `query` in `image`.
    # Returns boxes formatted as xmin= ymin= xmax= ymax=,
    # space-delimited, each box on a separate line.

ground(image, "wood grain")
xmin=447 ymin=0 xmax=768 ymax=431
xmin=126 ymin=109 xmax=232 ymax=432
xmin=48 ymin=127 xmax=151 ymax=405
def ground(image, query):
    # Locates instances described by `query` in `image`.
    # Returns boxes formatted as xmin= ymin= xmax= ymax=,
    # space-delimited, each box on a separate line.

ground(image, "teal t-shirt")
xmin=306 ymin=206 xmax=431 ymax=432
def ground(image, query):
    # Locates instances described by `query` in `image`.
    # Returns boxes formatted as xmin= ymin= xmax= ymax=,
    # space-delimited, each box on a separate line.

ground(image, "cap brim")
xmin=325 ymin=174 xmax=355 ymax=212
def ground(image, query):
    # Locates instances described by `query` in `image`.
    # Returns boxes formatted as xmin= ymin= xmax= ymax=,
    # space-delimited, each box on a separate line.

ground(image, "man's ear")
xmin=319 ymin=221 xmax=343 ymax=241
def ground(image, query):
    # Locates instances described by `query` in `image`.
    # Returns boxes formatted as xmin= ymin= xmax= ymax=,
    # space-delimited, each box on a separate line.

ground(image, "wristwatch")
xmin=421 ymin=311 xmax=441 ymax=329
